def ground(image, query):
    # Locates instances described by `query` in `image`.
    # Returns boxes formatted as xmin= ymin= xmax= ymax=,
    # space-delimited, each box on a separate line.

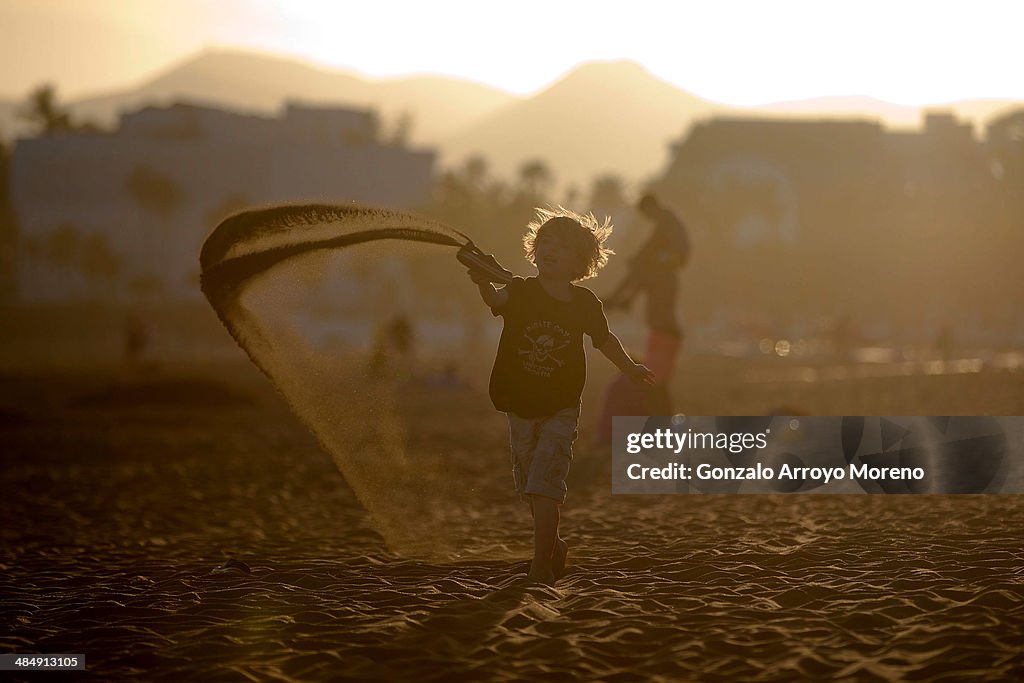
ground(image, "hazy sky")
xmin=1 ymin=0 xmax=1020 ymax=104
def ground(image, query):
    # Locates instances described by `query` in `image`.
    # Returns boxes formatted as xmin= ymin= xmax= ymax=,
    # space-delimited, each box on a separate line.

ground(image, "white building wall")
xmin=11 ymin=104 xmax=435 ymax=302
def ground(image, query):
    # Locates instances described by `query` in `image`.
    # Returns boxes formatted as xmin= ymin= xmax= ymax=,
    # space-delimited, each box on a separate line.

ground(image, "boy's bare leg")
xmin=552 ymin=536 xmax=569 ymax=579
xmin=528 ymin=495 xmax=559 ymax=584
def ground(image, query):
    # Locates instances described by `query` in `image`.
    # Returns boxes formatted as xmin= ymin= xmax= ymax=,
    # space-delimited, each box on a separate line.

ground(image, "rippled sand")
xmin=2 ymin=361 xmax=1023 ymax=680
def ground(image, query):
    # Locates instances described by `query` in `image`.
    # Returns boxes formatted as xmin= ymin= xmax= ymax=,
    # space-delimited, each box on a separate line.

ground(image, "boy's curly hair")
xmin=523 ymin=206 xmax=614 ymax=282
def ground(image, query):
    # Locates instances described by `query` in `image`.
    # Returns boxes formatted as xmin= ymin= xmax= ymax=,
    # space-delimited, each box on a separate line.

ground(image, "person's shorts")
xmin=507 ymin=404 xmax=580 ymax=504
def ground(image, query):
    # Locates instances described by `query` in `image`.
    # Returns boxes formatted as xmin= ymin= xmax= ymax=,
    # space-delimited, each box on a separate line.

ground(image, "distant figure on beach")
xmin=595 ymin=194 xmax=690 ymax=439
xmin=464 ymin=207 xmax=654 ymax=585
xmin=832 ymin=312 xmax=852 ymax=359
xmin=605 ymin=193 xmax=690 ymax=338
xmin=366 ymin=314 xmax=415 ymax=379
xmin=935 ymin=323 xmax=954 ymax=361
xmin=123 ymin=311 xmax=149 ymax=364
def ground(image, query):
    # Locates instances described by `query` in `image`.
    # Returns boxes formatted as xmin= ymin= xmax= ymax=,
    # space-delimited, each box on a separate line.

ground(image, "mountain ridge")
xmin=2 ymin=48 xmax=1020 ymax=186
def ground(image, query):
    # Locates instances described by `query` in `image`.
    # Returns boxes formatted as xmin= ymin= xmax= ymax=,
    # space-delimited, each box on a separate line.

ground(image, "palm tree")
xmin=517 ymin=159 xmax=554 ymax=200
xmin=125 ymin=165 xmax=184 ymax=301
xmin=387 ymin=111 xmax=414 ymax=148
xmin=80 ymin=233 xmax=123 ymax=300
xmin=461 ymin=155 xmax=489 ymax=189
xmin=588 ymin=174 xmax=628 ymax=212
xmin=19 ymin=84 xmax=74 ymax=136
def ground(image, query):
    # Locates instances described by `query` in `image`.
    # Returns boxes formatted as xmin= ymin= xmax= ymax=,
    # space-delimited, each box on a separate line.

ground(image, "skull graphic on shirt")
xmin=519 ymin=321 xmax=570 ymax=377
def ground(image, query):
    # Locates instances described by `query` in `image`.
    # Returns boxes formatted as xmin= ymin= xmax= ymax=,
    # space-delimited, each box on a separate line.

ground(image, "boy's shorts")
xmin=506 ymin=404 xmax=580 ymax=504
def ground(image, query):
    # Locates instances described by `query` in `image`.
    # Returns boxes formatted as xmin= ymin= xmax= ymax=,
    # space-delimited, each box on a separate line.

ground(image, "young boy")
xmin=464 ymin=207 xmax=654 ymax=585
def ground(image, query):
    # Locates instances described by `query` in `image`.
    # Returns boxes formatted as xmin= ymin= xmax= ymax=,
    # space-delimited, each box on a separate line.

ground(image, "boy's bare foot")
xmin=526 ymin=568 xmax=556 ymax=586
xmin=527 ymin=557 xmax=556 ymax=585
xmin=552 ymin=539 xmax=569 ymax=579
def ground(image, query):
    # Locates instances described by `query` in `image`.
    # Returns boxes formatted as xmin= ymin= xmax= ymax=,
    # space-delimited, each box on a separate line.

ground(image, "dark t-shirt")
xmin=633 ymin=206 xmax=690 ymax=271
xmin=489 ymin=277 xmax=610 ymax=418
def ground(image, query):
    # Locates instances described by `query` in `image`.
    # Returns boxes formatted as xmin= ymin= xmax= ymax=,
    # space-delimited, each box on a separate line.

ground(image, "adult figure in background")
xmin=596 ymin=193 xmax=690 ymax=443
xmin=604 ymin=193 xmax=690 ymax=338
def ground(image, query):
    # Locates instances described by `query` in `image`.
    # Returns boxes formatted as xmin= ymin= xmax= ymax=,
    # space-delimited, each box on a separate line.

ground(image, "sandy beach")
xmin=2 ymin=357 xmax=1024 ymax=681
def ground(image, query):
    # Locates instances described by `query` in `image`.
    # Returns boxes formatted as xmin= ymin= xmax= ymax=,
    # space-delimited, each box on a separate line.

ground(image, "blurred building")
xmin=11 ymin=102 xmax=435 ymax=302
xmin=649 ymin=110 xmax=1024 ymax=330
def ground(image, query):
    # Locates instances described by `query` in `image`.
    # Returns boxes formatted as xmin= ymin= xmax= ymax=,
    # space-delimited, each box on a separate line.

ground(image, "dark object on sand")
xmin=123 ymin=312 xmax=149 ymax=363
xmin=211 ymin=558 xmax=251 ymax=575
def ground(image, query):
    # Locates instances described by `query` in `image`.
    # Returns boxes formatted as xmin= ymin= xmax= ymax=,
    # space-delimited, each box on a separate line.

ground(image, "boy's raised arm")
xmin=597 ymin=333 xmax=656 ymax=385
xmin=467 ymin=270 xmax=509 ymax=308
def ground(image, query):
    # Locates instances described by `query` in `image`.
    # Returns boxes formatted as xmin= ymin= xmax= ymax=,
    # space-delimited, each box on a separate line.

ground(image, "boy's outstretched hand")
xmin=466 ymin=267 xmax=491 ymax=285
xmin=457 ymin=244 xmax=515 ymax=285
xmin=624 ymin=361 xmax=657 ymax=385
xmin=597 ymin=333 xmax=657 ymax=385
